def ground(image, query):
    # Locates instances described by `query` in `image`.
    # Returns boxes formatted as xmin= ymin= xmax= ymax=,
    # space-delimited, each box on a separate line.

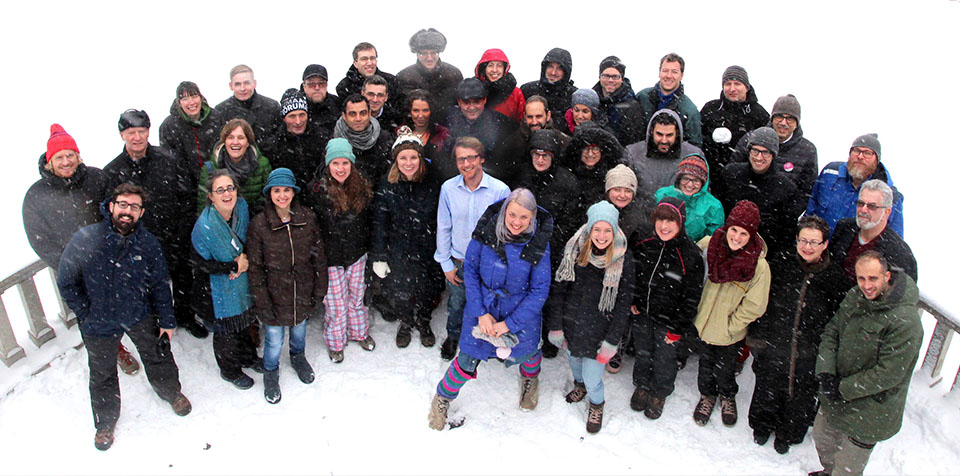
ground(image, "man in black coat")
xmin=261 ymin=89 xmax=329 ymax=188
xmin=213 ymin=65 xmax=281 ymax=148
xmin=332 ymin=94 xmax=394 ymax=187
xmin=502 ymin=96 xmax=571 ymax=174
xmin=300 ymin=64 xmax=341 ymax=136
xmin=699 ymin=66 xmax=770 ymax=187
xmin=521 ymin=48 xmax=578 ymax=131
xmin=445 ymin=78 xmax=518 ymax=181
xmin=396 ymin=28 xmax=463 ymax=124
xmin=159 ymin=81 xmax=221 ymax=189
xmin=363 ymin=75 xmax=402 ymax=133
xmin=336 ymin=42 xmax=400 ymax=102
xmin=103 ymin=109 xmax=207 ymax=338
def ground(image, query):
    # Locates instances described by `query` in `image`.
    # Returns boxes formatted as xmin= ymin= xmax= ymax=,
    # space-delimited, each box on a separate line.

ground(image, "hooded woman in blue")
xmin=428 ymin=188 xmax=553 ymax=430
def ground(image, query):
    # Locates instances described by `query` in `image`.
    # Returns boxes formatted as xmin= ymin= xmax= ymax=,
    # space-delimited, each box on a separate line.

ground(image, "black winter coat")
xmin=548 ymin=254 xmax=636 ymax=358
xmin=298 ymin=89 xmax=341 ymax=135
xmin=631 ymin=232 xmax=705 ymax=335
xmin=349 ymin=129 xmax=395 ymax=188
xmin=731 ymin=123 xmax=819 ymax=200
xmin=260 ymin=124 xmax=329 ymax=188
xmin=23 ymin=155 xmax=111 ymax=268
xmin=714 ymin=163 xmax=804 ymax=256
xmin=371 ymin=171 xmax=441 ymax=286
xmin=509 ymin=162 xmax=583 ymax=269
xmin=699 ymin=89 xmax=770 ymax=187
xmin=212 ymin=91 xmax=281 ymax=148
xmin=336 ymin=65 xmax=400 ymax=101
xmin=828 ymin=218 xmax=918 ymax=285
xmin=562 ymin=125 xmax=625 ymax=205
xmin=520 ymin=48 xmax=578 ymax=131
xmin=247 ymin=202 xmax=327 ymax=326
xmin=304 ymin=178 xmax=372 ymax=268
xmin=159 ymin=99 xmax=221 ymax=187
xmin=444 ymin=107 xmax=518 ymax=180
xmin=103 ymin=144 xmax=194 ymax=247
xmin=397 ymin=61 xmax=464 ymax=123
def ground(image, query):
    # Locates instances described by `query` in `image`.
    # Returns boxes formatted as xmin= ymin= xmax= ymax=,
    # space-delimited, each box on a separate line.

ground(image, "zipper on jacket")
xmin=287 ymin=223 xmax=297 ymax=325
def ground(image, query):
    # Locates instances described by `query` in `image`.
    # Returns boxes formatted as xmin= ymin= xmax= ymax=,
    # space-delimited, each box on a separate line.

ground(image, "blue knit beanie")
xmin=325 ymin=137 xmax=356 ymax=166
xmin=262 ymin=167 xmax=300 ymax=196
xmin=587 ymin=201 xmax=619 ymax=231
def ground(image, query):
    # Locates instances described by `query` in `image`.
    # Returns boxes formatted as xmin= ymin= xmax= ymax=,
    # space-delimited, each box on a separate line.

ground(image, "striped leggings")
xmin=436 ymin=350 xmax=542 ymax=400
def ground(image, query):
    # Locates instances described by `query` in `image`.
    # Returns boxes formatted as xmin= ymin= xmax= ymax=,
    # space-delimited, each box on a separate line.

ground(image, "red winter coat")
xmin=475 ymin=48 xmax=525 ymax=123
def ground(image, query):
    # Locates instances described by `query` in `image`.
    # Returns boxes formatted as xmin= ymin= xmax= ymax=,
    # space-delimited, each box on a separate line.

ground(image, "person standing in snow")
xmin=474 ymin=48 xmax=525 ymax=124
xmin=428 ymin=188 xmax=553 ymax=430
xmin=22 ymin=124 xmax=140 ymax=375
xmin=197 ymin=118 xmax=273 ymax=216
xmin=631 ymin=53 xmax=702 ymax=146
xmin=591 ymin=56 xmax=640 ymax=142
xmin=444 ymin=78 xmax=518 ymax=179
xmin=332 ymin=94 xmax=395 ymax=189
xmin=58 ymin=183 xmax=192 ymax=451
xmin=397 ymin=28 xmax=463 ymax=124
xmin=810 ymin=251 xmax=922 ymax=476
xmin=304 ymin=138 xmax=376 ymax=363
xmin=624 ymin=109 xmax=704 ymax=205
xmin=213 ymin=64 xmax=281 ymax=149
xmin=247 ymin=168 xmax=327 ymax=403
xmin=562 ymin=123 xmax=625 ymax=206
xmin=521 ymin=48 xmax=578 ymax=131
xmin=371 ymin=128 xmax=442 ymax=348
xmin=396 ymin=89 xmax=455 ymax=181
xmin=362 ymin=75 xmax=402 ymax=133
xmin=548 ymin=201 xmax=634 ymax=434
xmin=259 ymin=88 xmax=329 ymax=188
xmin=692 ymin=200 xmax=770 ymax=428
xmin=299 ymin=64 xmax=341 ymax=136
xmin=190 ymin=170 xmax=262 ymax=390
xmin=336 ymin=42 xmax=401 ymax=103
xmin=159 ymin=81 xmax=221 ymax=187
xmin=654 ymin=152 xmax=724 ymax=243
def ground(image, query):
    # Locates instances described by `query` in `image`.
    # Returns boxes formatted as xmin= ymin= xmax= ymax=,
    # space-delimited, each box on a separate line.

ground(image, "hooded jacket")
xmin=806 ymin=161 xmax=904 ymax=237
xmin=636 ymin=82 xmax=702 ymax=146
xmin=397 ymin=60 xmax=463 ymax=123
xmin=816 ymin=273 xmax=922 ymax=443
xmin=625 ymin=109 xmax=705 ymax=203
xmin=699 ymin=87 xmax=770 ymax=184
xmin=655 ymin=156 xmax=725 ymax=242
xmin=159 ymin=96 xmax=221 ymax=186
xmin=520 ymin=48 xmax=578 ymax=131
xmin=731 ymin=122 xmax=819 ymax=200
xmin=562 ymin=124 xmax=625 ymax=205
xmin=23 ymin=153 xmax=111 ymax=268
xmin=475 ymin=49 xmax=526 ymax=123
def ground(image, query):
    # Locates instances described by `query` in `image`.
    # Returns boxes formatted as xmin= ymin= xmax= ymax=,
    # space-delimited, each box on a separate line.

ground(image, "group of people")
xmin=22 ymin=28 xmax=922 ymax=476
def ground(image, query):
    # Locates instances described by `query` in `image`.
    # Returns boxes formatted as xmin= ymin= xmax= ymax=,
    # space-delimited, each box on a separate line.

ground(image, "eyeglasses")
xmin=357 ymin=55 xmax=377 ymax=63
xmin=856 ymin=200 xmax=888 ymax=211
xmin=456 ymin=154 xmax=481 ymax=164
xmin=772 ymin=114 xmax=797 ymax=125
xmin=531 ymin=151 xmax=553 ymax=159
xmin=850 ymin=147 xmax=877 ymax=159
xmin=364 ymin=91 xmax=387 ymax=99
xmin=796 ymin=238 xmax=824 ymax=247
xmin=417 ymin=51 xmax=439 ymax=58
xmin=214 ymin=185 xmax=237 ymax=195
xmin=600 ymin=73 xmax=622 ymax=81
xmin=679 ymin=176 xmax=702 ymax=185
xmin=749 ymin=147 xmax=773 ymax=159
xmin=304 ymin=80 xmax=327 ymax=89
xmin=583 ymin=145 xmax=601 ymax=154
xmin=113 ymin=200 xmax=143 ymax=212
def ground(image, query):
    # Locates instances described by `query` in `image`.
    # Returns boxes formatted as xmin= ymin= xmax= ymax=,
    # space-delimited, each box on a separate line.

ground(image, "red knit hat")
xmin=725 ymin=200 xmax=761 ymax=237
xmin=46 ymin=124 xmax=79 ymax=162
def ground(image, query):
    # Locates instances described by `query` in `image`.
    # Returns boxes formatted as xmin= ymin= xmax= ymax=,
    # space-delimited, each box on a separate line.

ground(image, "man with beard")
xmin=336 ymin=42 xmax=400 ymax=103
xmin=397 ymin=28 xmax=462 ymax=123
xmin=624 ymin=109 xmax=703 ymax=204
xmin=213 ymin=65 xmax=281 ymax=148
xmin=521 ymin=48 xmax=577 ymax=131
xmin=299 ymin=64 xmax=341 ymax=135
xmin=260 ymin=89 xmax=329 ymax=187
xmin=827 ymin=180 xmax=917 ymax=286
xmin=58 ymin=183 xmax=192 ymax=451
xmin=633 ymin=53 xmax=702 ymax=146
xmin=807 ymin=133 xmax=903 ymax=236
xmin=445 ymin=78 xmax=518 ymax=180
xmin=332 ymin=94 xmax=394 ymax=187
xmin=503 ymin=96 xmax=570 ymax=172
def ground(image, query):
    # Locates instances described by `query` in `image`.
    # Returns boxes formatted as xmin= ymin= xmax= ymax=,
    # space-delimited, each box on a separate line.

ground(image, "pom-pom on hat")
xmin=46 ymin=124 xmax=79 ymax=162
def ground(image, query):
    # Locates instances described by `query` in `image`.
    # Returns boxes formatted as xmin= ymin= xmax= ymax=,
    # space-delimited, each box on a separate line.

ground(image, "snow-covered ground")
xmin=2 ymin=0 xmax=959 ymax=474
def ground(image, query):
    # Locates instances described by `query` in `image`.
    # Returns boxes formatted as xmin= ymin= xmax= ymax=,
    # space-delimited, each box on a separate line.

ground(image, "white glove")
xmin=712 ymin=127 xmax=732 ymax=144
xmin=372 ymin=261 xmax=391 ymax=279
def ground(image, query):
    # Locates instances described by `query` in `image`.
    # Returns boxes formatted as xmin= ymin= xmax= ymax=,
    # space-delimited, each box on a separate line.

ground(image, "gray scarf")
xmin=218 ymin=145 xmax=259 ymax=184
xmin=334 ymin=116 xmax=381 ymax=151
xmin=555 ymin=222 xmax=628 ymax=313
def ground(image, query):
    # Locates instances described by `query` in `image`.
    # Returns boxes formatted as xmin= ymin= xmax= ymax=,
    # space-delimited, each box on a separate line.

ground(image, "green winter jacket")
xmin=694 ymin=235 xmax=770 ymax=346
xmin=655 ymin=177 xmax=724 ymax=242
xmin=197 ymin=144 xmax=272 ymax=215
xmin=816 ymin=273 xmax=922 ymax=443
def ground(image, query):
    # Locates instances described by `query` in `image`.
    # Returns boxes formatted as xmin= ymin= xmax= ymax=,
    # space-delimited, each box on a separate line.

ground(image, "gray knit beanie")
xmin=571 ymin=88 xmax=600 ymax=111
xmin=605 ymin=164 xmax=637 ymax=193
xmin=722 ymin=65 xmax=750 ymax=89
xmin=748 ymin=127 xmax=780 ymax=157
xmin=599 ymin=56 xmax=626 ymax=76
xmin=851 ymin=133 xmax=881 ymax=160
xmin=771 ymin=94 xmax=802 ymax=121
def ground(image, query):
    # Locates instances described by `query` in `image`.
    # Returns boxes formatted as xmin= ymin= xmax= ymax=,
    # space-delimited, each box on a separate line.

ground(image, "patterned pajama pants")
xmin=324 ymin=254 xmax=369 ymax=351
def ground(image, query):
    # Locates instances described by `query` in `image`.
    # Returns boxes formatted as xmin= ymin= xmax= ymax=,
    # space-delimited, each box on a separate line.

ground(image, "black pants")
xmin=632 ymin=317 xmax=680 ymax=397
xmin=161 ymin=239 xmax=196 ymax=328
xmin=213 ymin=323 xmax=259 ymax=378
xmin=748 ymin=343 xmax=820 ymax=443
xmin=82 ymin=318 xmax=182 ymax=430
xmin=383 ymin=261 xmax=437 ymax=329
xmin=697 ymin=339 xmax=742 ymax=398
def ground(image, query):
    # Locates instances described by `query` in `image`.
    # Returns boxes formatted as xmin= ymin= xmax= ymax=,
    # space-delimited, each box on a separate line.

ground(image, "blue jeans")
xmin=568 ymin=352 xmax=606 ymax=405
xmin=263 ymin=321 xmax=307 ymax=372
xmin=445 ymin=261 xmax=466 ymax=341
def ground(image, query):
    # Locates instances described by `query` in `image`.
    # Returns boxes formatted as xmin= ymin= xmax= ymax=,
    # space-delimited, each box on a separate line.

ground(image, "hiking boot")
xmin=328 ymin=349 xmax=344 ymax=363
xmin=519 ymin=376 xmax=539 ymax=411
xmin=644 ymin=395 xmax=665 ymax=420
xmin=290 ymin=352 xmax=315 ymax=384
xmin=693 ymin=395 xmax=716 ymax=426
xmin=440 ymin=337 xmax=457 ymax=361
xmin=94 ymin=427 xmax=114 ymax=451
xmin=117 ymin=344 xmax=140 ymax=376
xmin=396 ymin=324 xmax=412 ymax=349
xmin=630 ymin=387 xmax=649 ymax=412
xmin=586 ymin=401 xmax=605 ymax=434
xmin=170 ymin=393 xmax=192 ymax=416
xmin=181 ymin=319 xmax=209 ymax=339
xmin=774 ymin=438 xmax=791 ymax=454
xmin=220 ymin=370 xmax=254 ymax=390
xmin=753 ymin=429 xmax=771 ymax=446
xmin=541 ymin=340 xmax=559 ymax=359
xmin=565 ymin=381 xmax=587 ymax=403
xmin=418 ymin=323 xmax=436 ymax=348
xmin=428 ymin=393 xmax=451 ymax=431
xmin=356 ymin=335 xmax=376 ymax=351
xmin=719 ymin=396 xmax=738 ymax=426
xmin=264 ymin=369 xmax=281 ymax=404
xmin=605 ymin=352 xmax=622 ymax=373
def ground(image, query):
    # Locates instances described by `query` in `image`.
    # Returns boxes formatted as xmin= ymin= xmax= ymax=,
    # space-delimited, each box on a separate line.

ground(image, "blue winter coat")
xmin=58 ymin=200 xmax=175 ymax=337
xmin=460 ymin=201 xmax=553 ymax=361
xmin=806 ymin=161 xmax=904 ymax=237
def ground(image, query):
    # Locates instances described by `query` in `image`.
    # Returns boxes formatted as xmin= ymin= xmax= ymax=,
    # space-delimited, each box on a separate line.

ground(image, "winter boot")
xmin=644 ymin=395 xmax=665 ymax=420
xmin=94 ymin=427 xmax=114 ymax=451
xmin=290 ymin=352 xmax=315 ymax=384
xmin=693 ymin=395 xmax=717 ymax=426
xmin=417 ymin=322 xmax=436 ymax=348
xmin=774 ymin=438 xmax=791 ymax=454
xmin=428 ymin=393 xmax=452 ymax=431
xmin=170 ymin=393 xmax=192 ymax=416
xmin=264 ymin=369 xmax=281 ymax=404
xmin=220 ymin=370 xmax=254 ymax=390
xmin=753 ymin=429 xmax=771 ymax=446
xmin=396 ymin=323 xmax=412 ymax=349
xmin=519 ymin=376 xmax=539 ymax=411
xmin=630 ymin=387 xmax=649 ymax=412
xmin=117 ymin=344 xmax=140 ymax=375
xmin=586 ymin=401 xmax=605 ymax=434
xmin=719 ymin=396 xmax=738 ymax=426
xmin=328 ymin=349 xmax=344 ymax=363
xmin=565 ymin=381 xmax=587 ymax=403
xmin=242 ymin=357 xmax=265 ymax=374
xmin=357 ymin=335 xmax=376 ymax=351
xmin=440 ymin=337 xmax=457 ymax=361
xmin=605 ymin=352 xmax=622 ymax=373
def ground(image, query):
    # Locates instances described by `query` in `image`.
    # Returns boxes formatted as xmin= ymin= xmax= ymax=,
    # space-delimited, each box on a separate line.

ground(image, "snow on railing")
xmin=918 ymin=291 xmax=960 ymax=390
xmin=0 ymin=260 xmax=74 ymax=367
